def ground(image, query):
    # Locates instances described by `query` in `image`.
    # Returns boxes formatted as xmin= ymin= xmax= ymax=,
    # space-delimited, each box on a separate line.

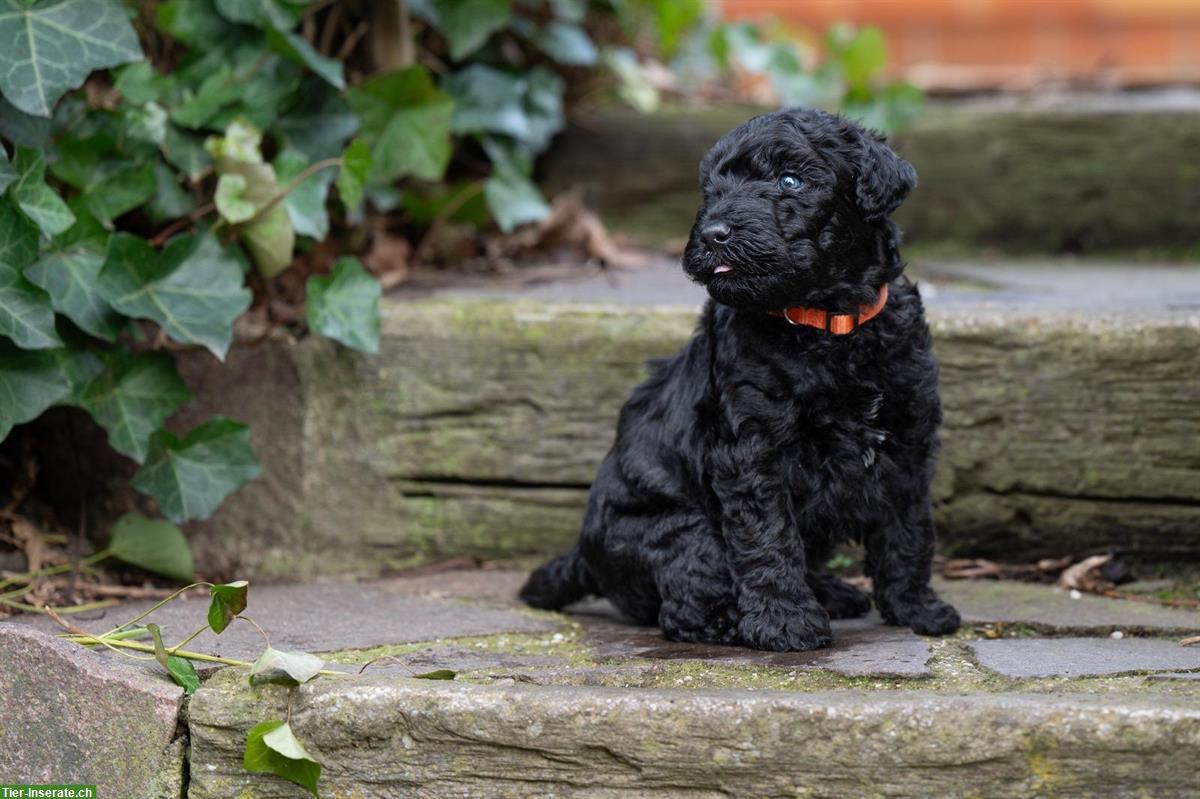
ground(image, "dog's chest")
xmin=786 ymin=388 xmax=889 ymax=472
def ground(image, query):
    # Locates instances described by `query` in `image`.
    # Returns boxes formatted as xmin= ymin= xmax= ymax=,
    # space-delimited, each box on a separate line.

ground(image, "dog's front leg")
xmin=711 ymin=441 xmax=832 ymax=651
xmin=866 ymin=497 xmax=960 ymax=636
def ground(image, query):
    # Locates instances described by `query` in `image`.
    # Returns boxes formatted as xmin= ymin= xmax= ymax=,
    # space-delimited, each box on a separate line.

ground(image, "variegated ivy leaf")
xmin=207 ymin=119 xmax=296 ymax=277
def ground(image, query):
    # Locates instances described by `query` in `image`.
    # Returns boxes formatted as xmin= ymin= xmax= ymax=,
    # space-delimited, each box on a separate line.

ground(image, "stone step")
xmin=541 ymin=100 xmax=1200 ymax=254
xmin=5 ymin=572 xmax=1199 ymax=797
xmin=182 ymin=259 xmax=1200 ymax=579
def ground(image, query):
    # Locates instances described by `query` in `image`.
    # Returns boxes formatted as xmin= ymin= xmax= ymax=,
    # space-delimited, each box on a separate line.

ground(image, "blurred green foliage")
xmin=608 ymin=1 xmax=923 ymax=133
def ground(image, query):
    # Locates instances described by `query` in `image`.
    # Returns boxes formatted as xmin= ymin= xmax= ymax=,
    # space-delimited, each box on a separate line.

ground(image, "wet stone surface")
xmin=970 ymin=638 xmax=1200 ymax=678
xmin=575 ymin=601 xmax=934 ymax=677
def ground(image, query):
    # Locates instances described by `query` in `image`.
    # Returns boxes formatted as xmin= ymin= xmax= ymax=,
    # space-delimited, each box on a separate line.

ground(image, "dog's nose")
xmin=701 ymin=221 xmax=732 ymax=248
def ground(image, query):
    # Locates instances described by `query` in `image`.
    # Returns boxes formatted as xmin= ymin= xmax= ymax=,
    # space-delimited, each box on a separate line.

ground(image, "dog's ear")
xmin=855 ymin=130 xmax=917 ymax=222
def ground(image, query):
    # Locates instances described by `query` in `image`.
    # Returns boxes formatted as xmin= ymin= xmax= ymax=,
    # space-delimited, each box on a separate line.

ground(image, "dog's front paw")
xmin=878 ymin=590 xmax=960 ymax=636
xmin=738 ymin=604 xmax=832 ymax=652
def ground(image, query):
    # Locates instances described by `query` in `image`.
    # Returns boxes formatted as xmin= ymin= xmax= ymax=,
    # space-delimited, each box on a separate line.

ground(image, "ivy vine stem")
xmin=94 ymin=581 xmax=213 ymax=640
xmin=242 ymin=157 xmax=344 ymax=229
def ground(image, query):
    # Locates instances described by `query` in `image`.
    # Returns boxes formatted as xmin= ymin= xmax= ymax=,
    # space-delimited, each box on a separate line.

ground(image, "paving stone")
xmin=970 ymin=638 xmax=1200 ymax=678
xmin=934 ymin=577 xmax=1200 ymax=635
xmin=17 ymin=581 xmax=558 ymax=665
xmin=0 ymin=624 xmax=185 ymax=798
xmin=580 ymin=605 xmax=933 ymax=677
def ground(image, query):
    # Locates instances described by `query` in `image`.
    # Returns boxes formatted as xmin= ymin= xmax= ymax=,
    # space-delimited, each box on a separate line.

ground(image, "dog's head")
xmin=683 ymin=107 xmax=916 ymax=311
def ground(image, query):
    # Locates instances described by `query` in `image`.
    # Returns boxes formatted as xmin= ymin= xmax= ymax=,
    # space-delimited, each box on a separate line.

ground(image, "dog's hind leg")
xmin=809 ymin=572 xmax=872 ymax=619
xmin=655 ymin=529 xmax=740 ymax=646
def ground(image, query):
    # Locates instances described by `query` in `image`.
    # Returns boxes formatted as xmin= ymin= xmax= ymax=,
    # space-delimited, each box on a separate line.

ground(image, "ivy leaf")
xmin=26 ymin=215 xmax=121 ymax=341
xmin=0 ymin=344 xmax=71 ymax=439
xmin=207 ymin=580 xmax=248 ymax=634
xmin=244 ymin=720 xmax=321 ymax=798
xmin=482 ymin=140 xmax=550 ymax=233
xmin=146 ymin=162 xmax=197 ymax=224
xmin=171 ymin=65 xmax=243 ymax=129
xmin=214 ymin=174 xmax=257 ymax=224
xmin=208 ymin=120 xmax=296 ymax=276
xmin=146 ymin=623 xmax=202 ymax=694
xmin=306 ymin=257 xmax=381 ymax=354
xmin=421 ymin=0 xmax=511 ymax=62
xmin=274 ymin=150 xmax=333 ymax=240
xmin=0 ymin=199 xmax=39 ymax=270
xmin=831 ymin=25 xmax=887 ymax=90
xmin=107 ymin=512 xmax=195 ymax=582
xmin=147 ymin=621 xmax=170 ymax=668
xmin=131 ymin=417 xmax=262 ymax=523
xmin=443 ymin=65 xmax=564 ymax=152
xmin=166 ymin=656 xmax=201 ymax=694
xmin=98 ymin=233 xmax=252 ymax=360
xmin=163 ymin=126 xmax=212 ymax=181
xmin=533 ymin=21 xmax=598 ymax=66
xmin=335 ymin=138 xmax=370 ymax=213
xmin=48 ymin=343 xmax=102 ymax=405
xmin=266 ymin=26 xmax=345 ymax=90
xmin=114 ymin=63 xmax=173 ymax=106
xmin=347 ymin=67 xmax=454 ymax=183
xmin=215 ymin=0 xmax=297 ymax=29
xmin=0 ymin=259 xmax=61 ymax=349
xmin=275 ymin=79 xmax=359 ymax=161
xmin=0 ymin=0 xmax=144 ymax=117
xmin=81 ymin=164 xmax=156 ymax=225
xmin=241 ymin=203 xmax=294 ymax=278
xmin=10 ymin=147 xmax=75 ymax=237
xmin=78 ymin=350 xmax=192 ymax=462
xmin=158 ymin=0 xmax=240 ymax=47
xmin=0 ymin=145 xmax=15 ymax=195
xmin=123 ymin=102 xmax=169 ymax=146
xmin=485 ymin=167 xmax=550 ymax=233
xmin=250 ymin=647 xmax=324 ymax=685
xmin=0 ymin=95 xmax=52 ymax=147
xmin=2 ymin=178 xmax=78 ymax=350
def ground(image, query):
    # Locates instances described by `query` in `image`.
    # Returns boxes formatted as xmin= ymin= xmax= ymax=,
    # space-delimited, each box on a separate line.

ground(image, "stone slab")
xmin=970 ymin=638 xmax=1200 ymax=678
xmin=934 ymin=577 xmax=1200 ymax=636
xmin=17 ymin=581 xmax=558 ymax=665
xmin=582 ymin=606 xmax=933 ymax=677
xmin=187 ymin=668 xmax=1200 ymax=799
xmin=0 ymin=624 xmax=185 ymax=798
xmin=542 ymin=103 xmax=1200 ymax=254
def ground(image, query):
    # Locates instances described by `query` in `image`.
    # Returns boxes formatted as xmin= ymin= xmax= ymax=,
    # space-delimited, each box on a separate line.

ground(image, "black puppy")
xmin=521 ymin=108 xmax=960 ymax=651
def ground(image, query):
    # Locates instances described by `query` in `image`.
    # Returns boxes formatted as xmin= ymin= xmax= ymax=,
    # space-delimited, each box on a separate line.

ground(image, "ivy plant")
xmin=47 ymin=554 xmax=454 ymax=797
xmin=0 ymin=0 xmax=598 ymax=566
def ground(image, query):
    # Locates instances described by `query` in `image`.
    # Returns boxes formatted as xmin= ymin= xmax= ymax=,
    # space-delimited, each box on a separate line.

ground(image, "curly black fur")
xmin=521 ymin=107 xmax=960 ymax=651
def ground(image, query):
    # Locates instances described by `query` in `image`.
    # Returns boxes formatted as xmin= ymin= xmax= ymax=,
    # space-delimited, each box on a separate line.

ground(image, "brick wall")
xmin=720 ymin=0 xmax=1200 ymax=89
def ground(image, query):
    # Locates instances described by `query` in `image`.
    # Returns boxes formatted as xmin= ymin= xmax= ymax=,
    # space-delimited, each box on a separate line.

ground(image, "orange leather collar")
xmin=768 ymin=283 xmax=889 ymax=334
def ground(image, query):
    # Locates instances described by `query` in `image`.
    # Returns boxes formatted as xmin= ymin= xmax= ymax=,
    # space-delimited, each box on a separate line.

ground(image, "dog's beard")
xmin=684 ymin=234 xmax=828 ymax=311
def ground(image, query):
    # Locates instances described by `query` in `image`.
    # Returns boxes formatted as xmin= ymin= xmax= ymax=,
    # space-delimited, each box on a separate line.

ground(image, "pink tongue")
xmin=714 ymin=264 xmax=733 ymax=274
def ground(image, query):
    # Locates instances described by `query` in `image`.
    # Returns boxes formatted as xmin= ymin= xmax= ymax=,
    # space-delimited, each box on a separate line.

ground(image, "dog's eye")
xmin=778 ymin=174 xmax=802 ymax=191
